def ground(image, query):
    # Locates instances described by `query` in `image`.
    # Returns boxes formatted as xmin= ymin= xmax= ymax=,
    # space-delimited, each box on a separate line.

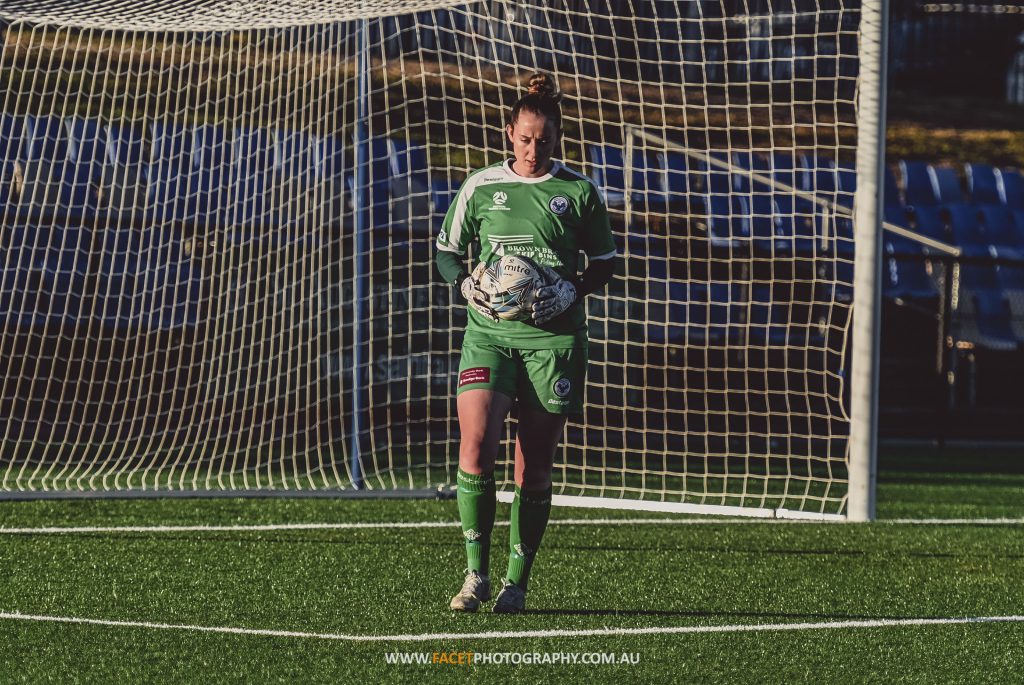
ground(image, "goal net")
xmin=0 ymin=0 xmax=864 ymax=518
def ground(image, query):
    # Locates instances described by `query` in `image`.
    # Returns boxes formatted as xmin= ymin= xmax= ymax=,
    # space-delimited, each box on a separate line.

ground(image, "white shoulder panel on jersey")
xmin=445 ymin=163 xmax=510 ymax=252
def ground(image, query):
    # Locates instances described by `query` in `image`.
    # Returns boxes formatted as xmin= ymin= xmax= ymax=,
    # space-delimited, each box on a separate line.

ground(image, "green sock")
xmin=505 ymin=483 xmax=552 ymax=592
xmin=457 ymin=468 xmax=496 ymax=576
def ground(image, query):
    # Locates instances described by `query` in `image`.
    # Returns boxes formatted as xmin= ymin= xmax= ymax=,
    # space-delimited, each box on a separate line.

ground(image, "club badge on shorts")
xmin=553 ymin=377 xmax=572 ymax=398
xmin=548 ymin=195 xmax=569 ymax=215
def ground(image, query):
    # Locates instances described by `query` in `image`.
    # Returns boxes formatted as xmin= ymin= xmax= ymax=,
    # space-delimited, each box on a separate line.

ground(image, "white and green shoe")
xmin=491 ymin=579 xmax=526 ymax=614
xmin=449 ymin=570 xmax=491 ymax=612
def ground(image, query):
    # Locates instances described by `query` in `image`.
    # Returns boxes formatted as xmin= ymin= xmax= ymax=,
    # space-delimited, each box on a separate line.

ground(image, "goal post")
xmin=0 ymin=0 xmax=890 ymax=519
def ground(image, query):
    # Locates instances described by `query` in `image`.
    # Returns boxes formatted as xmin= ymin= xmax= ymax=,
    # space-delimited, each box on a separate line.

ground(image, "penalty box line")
xmin=0 ymin=611 xmax=1022 ymax=642
xmin=0 ymin=517 xmax=1023 ymax=535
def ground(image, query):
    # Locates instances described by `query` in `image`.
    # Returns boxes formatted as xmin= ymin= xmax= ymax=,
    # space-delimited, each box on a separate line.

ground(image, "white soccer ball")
xmin=479 ymin=254 xmax=547 ymax=321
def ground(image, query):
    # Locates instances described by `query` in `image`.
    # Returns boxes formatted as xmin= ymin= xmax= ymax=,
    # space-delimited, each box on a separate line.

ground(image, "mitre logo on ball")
xmin=479 ymin=254 xmax=547 ymax=321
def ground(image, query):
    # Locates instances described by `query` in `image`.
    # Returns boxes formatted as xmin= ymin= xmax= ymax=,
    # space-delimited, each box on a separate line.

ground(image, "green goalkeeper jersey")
xmin=436 ymin=159 xmax=616 ymax=349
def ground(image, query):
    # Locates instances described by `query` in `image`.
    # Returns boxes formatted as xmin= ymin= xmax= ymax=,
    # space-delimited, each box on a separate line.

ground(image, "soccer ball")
xmin=479 ymin=254 xmax=547 ymax=321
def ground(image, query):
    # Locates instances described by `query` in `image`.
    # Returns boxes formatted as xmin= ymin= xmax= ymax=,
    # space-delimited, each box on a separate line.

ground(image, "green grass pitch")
xmin=0 ymin=446 xmax=1021 ymax=683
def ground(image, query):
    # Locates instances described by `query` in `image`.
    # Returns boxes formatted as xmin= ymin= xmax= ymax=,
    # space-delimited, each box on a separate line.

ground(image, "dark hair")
xmin=508 ymin=72 xmax=562 ymax=132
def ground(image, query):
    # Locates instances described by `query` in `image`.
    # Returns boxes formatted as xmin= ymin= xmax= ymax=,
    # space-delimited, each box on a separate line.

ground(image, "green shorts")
xmin=456 ymin=341 xmax=588 ymax=415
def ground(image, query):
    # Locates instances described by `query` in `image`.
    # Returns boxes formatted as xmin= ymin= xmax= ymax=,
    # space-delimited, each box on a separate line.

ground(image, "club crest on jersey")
xmin=553 ymin=377 xmax=572 ymax=398
xmin=548 ymin=195 xmax=570 ymax=215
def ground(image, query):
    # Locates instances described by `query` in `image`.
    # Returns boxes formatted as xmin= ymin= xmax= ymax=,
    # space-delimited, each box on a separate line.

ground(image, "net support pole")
xmin=350 ymin=17 xmax=371 ymax=489
xmin=848 ymin=0 xmax=889 ymax=522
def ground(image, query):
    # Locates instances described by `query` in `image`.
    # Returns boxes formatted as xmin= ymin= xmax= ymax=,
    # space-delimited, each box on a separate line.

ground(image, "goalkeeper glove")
xmin=459 ymin=261 xmax=499 ymax=323
xmin=532 ymin=266 xmax=578 ymax=325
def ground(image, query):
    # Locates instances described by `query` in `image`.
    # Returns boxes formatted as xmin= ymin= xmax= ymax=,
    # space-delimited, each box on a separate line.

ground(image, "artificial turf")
xmin=0 ymin=447 xmax=1021 ymax=683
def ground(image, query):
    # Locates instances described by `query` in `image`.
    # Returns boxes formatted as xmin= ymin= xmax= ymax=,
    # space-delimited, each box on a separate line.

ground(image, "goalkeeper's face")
xmin=506 ymin=111 xmax=559 ymax=178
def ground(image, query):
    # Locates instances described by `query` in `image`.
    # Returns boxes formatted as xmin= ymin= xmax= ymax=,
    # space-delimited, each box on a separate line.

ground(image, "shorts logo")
xmin=549 ymin=195 xmax=570 ymax=215
xmin=553 ymin=377 xmax=571 ymax=398
xmin=459 ymin=367 xmax=491 ymax=387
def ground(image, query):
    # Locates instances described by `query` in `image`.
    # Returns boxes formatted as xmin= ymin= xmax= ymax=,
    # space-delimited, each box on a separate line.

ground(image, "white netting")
xmin=0 ymin=0 xmax=859 ymax=515
xmin=0 ymin=0 xmax=472 ymax=30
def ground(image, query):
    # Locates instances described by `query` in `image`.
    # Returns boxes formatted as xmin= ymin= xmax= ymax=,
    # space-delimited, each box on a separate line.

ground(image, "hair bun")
xmin=526 ymin=72 xmax=561 ymax=102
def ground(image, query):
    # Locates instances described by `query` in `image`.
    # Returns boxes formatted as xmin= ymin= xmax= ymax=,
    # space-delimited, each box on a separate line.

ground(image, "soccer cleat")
xmin=491 ymin=579 xmax=526 ymax=614
xmin=449 ymin=570 xmax=491 ymax=612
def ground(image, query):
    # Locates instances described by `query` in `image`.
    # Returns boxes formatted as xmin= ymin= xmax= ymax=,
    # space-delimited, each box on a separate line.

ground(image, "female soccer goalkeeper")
xmin=434 ymin=72 xmax=617 ymax=613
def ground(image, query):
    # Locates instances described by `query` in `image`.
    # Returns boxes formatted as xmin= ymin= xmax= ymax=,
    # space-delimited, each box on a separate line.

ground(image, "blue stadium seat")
xmin=957 ymin=262 xmax=1018 ymax=350
xmin=690 ymin=152 xmax=732 ymax=196
xmin=386 ymin=137 xmax=434 ymax=235
xmin=106 ymin=121 xmax=147 ymax=168
xmin=707 ymin=283 xmax=743 ymax=344
xmin=881 ymin=205 xmax=936 ymax=301
xmin=747 ymin=284 xmax=801 ymax=346
xmin=41 ymin=225 xmax=87 ymax=323
xmin=882 ymin=204 xmax=918 ymax=256
xmin=928 ymin=165 xmax=965 ymax=205
xmin=657 ymin=150 xmax=704 ymax=214
xmin=0 ymin=224 xmax=87 ymax=326
xmin=1013 ymin=209 xmax=1024 ymax=243
xmin=832 ymin=216 xmax=855 ymax=256
xmin=64 ymin=117 xmax=106 ymax=180
xmin=800 ymin=154 xmax=836 ymax=194
xmin=149 ymin=121 xmax=194 ymax=224
xmin=955 ymin=289 xmax=1019 ymax=351
xmin=884 ymin=165 xmax=902 ymax=208
xmin=835 ymin=165 xmax=856 ymax=209
xmin=0 ymin=225 xmax=38 ymax=325
xmin=738 ymin=194 xmax=784 ymax=252
xmin=143 ymin=229 xmax=201 ymax=329
xmin=387 ymin=138 xmax=429 ymax=192
xmin=0 ymin=113 xmax=24 ymax=164
xmin=430 ymin=177 xmax=459 ymax=216
xmin=998 ymin=168 xmax=1024 ymax=210
xmin=16 ymin=115 xmax=79 ymax=220
xmin=347 ymin=136 xmax=392 ymax=229
xmin=189 ymin=123 xmax=229 ymax=227
xmin=314 ymin=134 xmax=347 ymax=221
xmin=52 ymin=117 xmax=106 ymax=220
xmin=729 ymin=151 xmax=770 ymax=194
xmin=770 ymin=152 xmax=805 ymax=193
xmin=909 ymin=205 xmax=950 ymax=244
xmin=774 ymin=192 xmax=821 ymax=255
xmin=104 ymin=121 xmax=150 ymax=219
xmin=275 ymin=128 xmax=319 ymax=227
xmin=0 ymin=116 xmax=22 ymax=211
xmin=997 ymin=261 xmax=1024 ymax=343
xmin=946 ymin=204 xmax=989 ymax=259
xmin=98 ymin=228 xmax=143 ymax=329
xmin=587 ymin=144 xmax=667 ymax=210
xmin=882 ymin=248 xmax=937 ymax=301
xmin=644 ymin=281 xmax=708 ymax=346
xmin=900 ymin=160 xmax=937 ymax=207
xmin=703 ymin=193 xmax=749 ymax=248
xmin=23 ymin=114 xmax=69 ymax=163
xmin=229 ymin=126 xmax=276 ymax=228
xmin=965 ymin=163 xmax=1000 ymax=205
xmin=97 ymin=228 xmax=199 ymax=330
xmin=976 ymin=204 xmax=1024 ymax=260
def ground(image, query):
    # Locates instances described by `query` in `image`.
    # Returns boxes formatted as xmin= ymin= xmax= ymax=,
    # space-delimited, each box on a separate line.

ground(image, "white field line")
xmin=0 ymin=611 xmax=1022 ymax=642
xmin=0 ymin=517 xmax=1022 ymax=535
